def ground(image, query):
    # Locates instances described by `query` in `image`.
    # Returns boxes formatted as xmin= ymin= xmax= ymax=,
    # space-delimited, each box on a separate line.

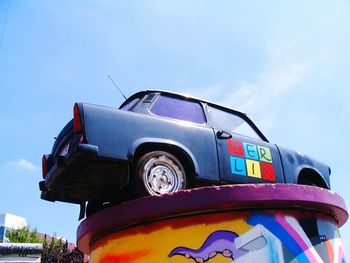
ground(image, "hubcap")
xmin=143 ymin=155 xmax=185 ymax=195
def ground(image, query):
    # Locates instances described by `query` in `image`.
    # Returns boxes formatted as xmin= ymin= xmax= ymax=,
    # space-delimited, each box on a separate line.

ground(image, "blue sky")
xmin=0 ymin=0 xmax=349 ymax=254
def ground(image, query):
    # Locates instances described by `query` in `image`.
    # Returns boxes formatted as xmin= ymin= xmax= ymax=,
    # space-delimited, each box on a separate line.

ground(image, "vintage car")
xmin=39 ymin=90 xmax=331 ymax=206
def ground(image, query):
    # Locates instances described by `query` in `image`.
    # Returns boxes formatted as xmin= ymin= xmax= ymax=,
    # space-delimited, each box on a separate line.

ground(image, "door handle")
xmin=217 ymin=130 xmax=232 ymax=139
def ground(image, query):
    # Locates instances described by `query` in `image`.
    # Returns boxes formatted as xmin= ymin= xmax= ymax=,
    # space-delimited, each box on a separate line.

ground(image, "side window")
xmin=150 ymin=95 xmax=206 ymax=124
xmin=208 ymin=106 xmax=262 ymax=140
xmin=121 ymin=97 xmax=141 ymax=111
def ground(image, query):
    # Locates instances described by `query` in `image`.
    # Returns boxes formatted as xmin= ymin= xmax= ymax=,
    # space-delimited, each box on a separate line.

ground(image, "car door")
xmin=206 ymin=105 xmax=284 ymax=184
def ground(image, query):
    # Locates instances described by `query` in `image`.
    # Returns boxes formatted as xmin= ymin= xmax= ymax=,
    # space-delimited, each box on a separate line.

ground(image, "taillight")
xmin=42 ymin=155 xmax=48 ymax=178
xmin=74 ymin=103 xmax=83 ymax=133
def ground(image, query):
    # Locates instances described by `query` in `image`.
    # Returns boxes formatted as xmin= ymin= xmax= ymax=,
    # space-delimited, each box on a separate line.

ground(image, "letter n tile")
xmin=261 ymin=163 xmax=276 ymax=181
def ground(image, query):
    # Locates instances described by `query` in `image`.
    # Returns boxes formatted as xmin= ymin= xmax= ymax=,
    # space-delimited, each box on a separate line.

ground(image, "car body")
xmin=39 ymin=90 xmax=331 ymax=205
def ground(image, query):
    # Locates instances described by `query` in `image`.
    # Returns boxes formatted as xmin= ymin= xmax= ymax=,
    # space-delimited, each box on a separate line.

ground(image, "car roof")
xmin=121 ymin=89 xmax=269 ymax=142
xmin=123 ymin=89 xmax=247 ymax=114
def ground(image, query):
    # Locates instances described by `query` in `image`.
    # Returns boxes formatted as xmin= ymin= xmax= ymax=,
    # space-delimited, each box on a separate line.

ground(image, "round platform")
xmin=77 ymin=184 xmax=348 ymax=262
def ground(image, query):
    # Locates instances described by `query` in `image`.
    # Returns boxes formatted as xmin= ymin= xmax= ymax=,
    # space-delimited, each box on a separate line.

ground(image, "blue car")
xmin=39 ymin=90 xmax=331 ymax=205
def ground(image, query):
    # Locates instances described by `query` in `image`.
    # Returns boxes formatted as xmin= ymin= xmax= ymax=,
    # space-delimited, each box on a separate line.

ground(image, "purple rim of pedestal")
xmin=77 ymin=184 xmax=348 ymax=254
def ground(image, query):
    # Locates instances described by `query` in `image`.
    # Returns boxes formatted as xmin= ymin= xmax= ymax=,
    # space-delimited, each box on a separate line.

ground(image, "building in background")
xmin=0 ymin=213 xmax=27 ymax=242
xmin=0 ymin=213 xmax=41 ymax=262
xmin=0 ymin=212 xmax=86 ymax=262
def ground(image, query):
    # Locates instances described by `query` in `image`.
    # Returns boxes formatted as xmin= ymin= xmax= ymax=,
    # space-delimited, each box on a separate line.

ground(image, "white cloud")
xmin=176 ymin=54 xmax=312 ymax=139
xmin=220 ymin=49 xmax=312 ymax=115
xmin=179 ymin=83 xmax=226 ymax=103
xmin=177 ymin=32 xmax=336 ymax=140
xmin=11 ymin=159 xmax=38 ymax=171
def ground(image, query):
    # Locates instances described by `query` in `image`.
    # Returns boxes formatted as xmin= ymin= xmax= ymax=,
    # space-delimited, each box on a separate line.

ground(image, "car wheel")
xmin=298 ymin=179 xmax=318 ymax=187
xmin=135 ymin=151 xmax=187 ymax=196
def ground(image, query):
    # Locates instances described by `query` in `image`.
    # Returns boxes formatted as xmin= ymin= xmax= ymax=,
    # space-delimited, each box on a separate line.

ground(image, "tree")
xmin=5 ymin=227 xmax=84 ymax=262
xmin=41 ymin=236 xmax=84 ymax=263
xmin=5 ymin=226 xmax=42 ymax=243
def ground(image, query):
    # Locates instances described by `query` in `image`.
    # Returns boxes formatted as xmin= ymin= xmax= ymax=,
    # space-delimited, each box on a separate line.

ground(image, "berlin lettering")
xmin=228 ymin=139 xmax=276 ymax=182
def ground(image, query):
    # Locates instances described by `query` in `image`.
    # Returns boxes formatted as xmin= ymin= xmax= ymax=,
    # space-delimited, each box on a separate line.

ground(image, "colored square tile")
xmin=230 ymin=156 xmax=246 ymax=176
xmin=258 ymin=146 xmax=273 ymax=163
xmin=261 ymin=162 xmax=276 ymax=181
xmin=228 ymin=139 xmax=244 ymax=157
xmin=243 ymin=142 xmax=259 ymax=160
xmin=246 ymin=159 xmax=261 ymax=178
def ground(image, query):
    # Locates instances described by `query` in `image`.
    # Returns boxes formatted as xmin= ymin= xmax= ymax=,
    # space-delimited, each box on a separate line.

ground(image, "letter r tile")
xmin=258 ymin=146 xmax=273 ymax=163
xmin=230 ymin=156 xmax=246 ymax=176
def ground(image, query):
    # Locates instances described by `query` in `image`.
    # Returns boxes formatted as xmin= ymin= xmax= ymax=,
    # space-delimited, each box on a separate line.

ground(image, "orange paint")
xmin=325 ymin=240 xmax=334 ymax=262
xmin=99 ymin=250 xmax=153 ymax=263
xmin=93 ymin=211 xmax=239 ymax=250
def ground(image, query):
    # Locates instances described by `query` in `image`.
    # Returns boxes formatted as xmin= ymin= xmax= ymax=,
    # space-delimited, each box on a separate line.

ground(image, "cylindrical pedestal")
xmin=77 ymin=184 xmax=348 ymax=262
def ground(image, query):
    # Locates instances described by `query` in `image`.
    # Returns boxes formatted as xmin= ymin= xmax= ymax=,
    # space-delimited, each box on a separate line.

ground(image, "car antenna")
xmin=108 ymin=74 xmax=127 ymax=100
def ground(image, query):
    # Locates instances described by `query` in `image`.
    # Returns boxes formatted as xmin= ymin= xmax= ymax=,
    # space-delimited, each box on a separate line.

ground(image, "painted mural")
xmin=90 ymin=210 xmax=346 ymax=263
xmin=169 ymin=230 xmax=245 ymax=262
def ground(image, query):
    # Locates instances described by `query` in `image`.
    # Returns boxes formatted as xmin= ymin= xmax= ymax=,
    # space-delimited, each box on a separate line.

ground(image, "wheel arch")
xmin=297 ymin=167 xmax=329 ymax=189
xmin=128 ymin=138 xmax=199 ymax=181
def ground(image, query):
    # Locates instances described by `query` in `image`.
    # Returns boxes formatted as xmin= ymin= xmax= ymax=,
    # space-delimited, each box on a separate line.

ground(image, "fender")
xmin=277 ymin=146 xmax=330 ymax=189
xmin=127 ymin=137 xmax=200 ymax=177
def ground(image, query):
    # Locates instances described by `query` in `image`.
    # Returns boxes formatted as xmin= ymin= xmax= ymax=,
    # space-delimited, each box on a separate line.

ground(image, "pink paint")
xmin=275 ymin=215 xmax=319 ymax=262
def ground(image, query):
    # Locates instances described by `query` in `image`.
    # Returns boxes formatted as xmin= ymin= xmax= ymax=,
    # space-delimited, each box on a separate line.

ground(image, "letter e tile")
xmin=243 ymin=142 xmax=259 ymax=160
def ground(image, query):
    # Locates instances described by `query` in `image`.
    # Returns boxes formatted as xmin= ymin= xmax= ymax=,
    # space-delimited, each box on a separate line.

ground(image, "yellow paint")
xmin=90 ymin=212 xmax=252 ymax=263
xmin=246 ymin=159 xmax=261 ymax=178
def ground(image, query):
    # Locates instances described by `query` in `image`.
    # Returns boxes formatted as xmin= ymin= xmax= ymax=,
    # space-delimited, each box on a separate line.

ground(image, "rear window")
xmin=150 ymin=95 xmax=206 ymax=124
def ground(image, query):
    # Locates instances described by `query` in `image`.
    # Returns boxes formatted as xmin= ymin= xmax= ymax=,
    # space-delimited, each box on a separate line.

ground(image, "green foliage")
xmin=41 ymin=236 xmax=84 ymax=263
xmin=5 ymin=227 xmax=84 ymax=262
xmin=5 ymin=226 xmax=42 ymax=243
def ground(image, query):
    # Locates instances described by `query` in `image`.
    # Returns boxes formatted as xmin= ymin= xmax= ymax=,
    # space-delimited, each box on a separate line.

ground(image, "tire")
xmin=134 ymin=151 xmax=187 ymax=196
xmin=298 ymin=179 xmax=318 ymax=187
